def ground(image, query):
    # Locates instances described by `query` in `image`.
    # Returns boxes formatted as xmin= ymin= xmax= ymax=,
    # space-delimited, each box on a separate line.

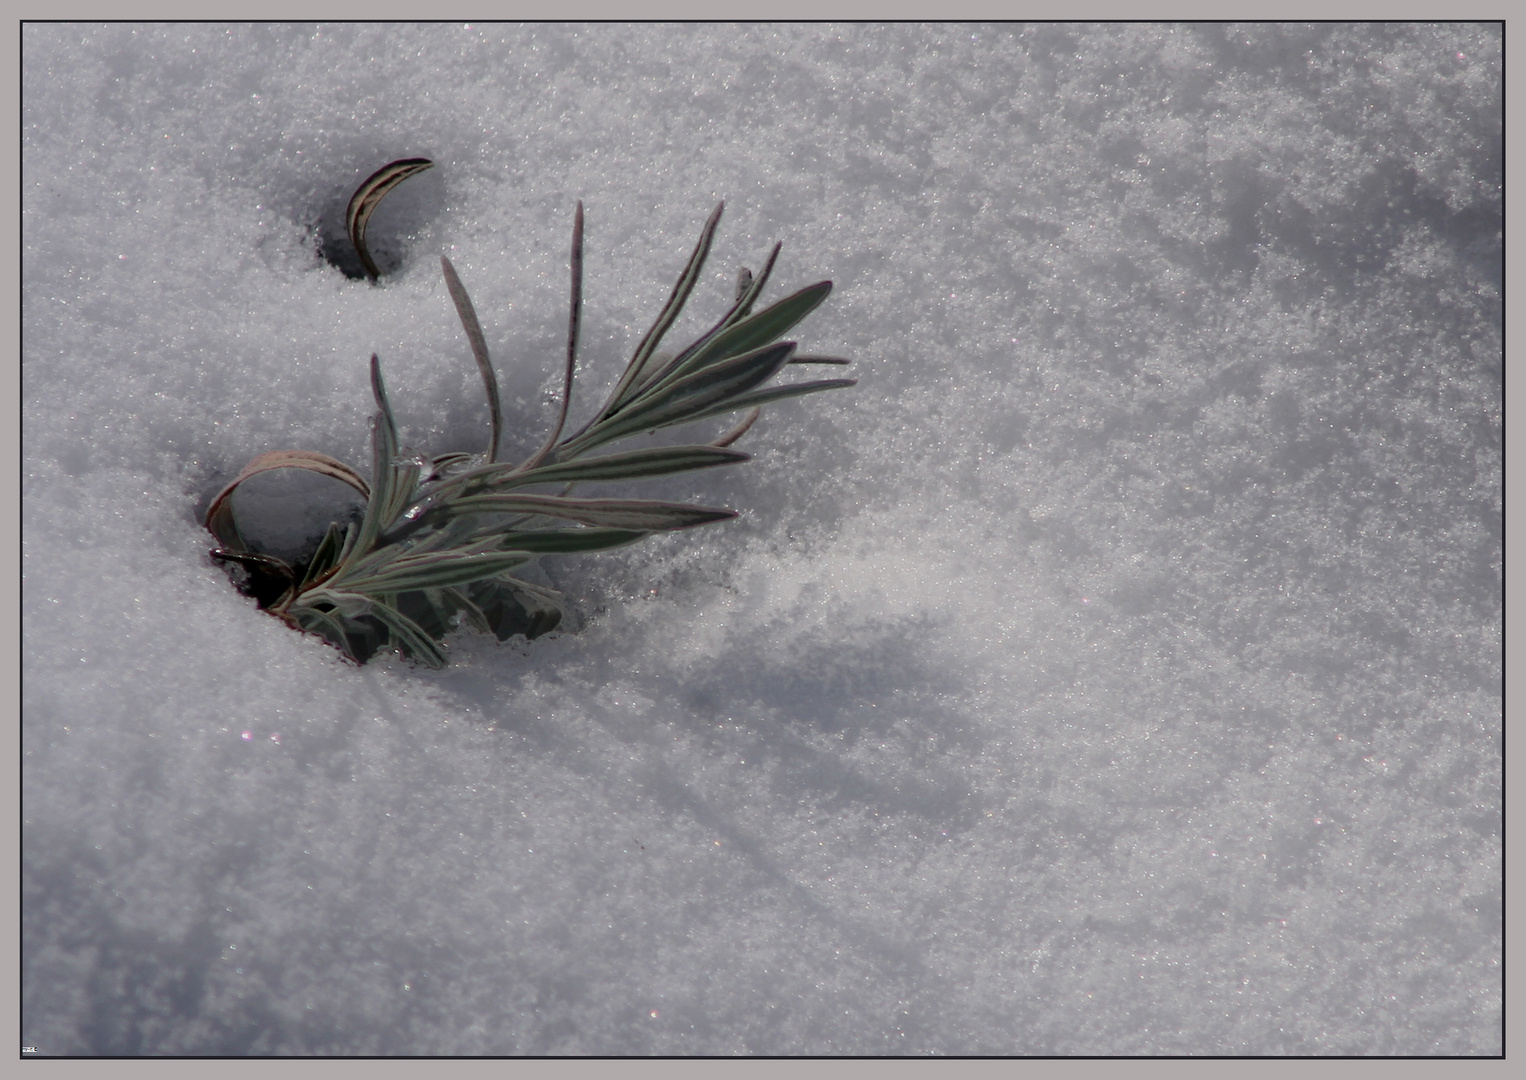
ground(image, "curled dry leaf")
xmin=345 ymin=157 xmax=435 ymax=280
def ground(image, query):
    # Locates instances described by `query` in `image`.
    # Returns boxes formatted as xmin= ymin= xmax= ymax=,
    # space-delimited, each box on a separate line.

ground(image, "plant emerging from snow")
xmin=205 ymin=200 xmax=854 ymax=667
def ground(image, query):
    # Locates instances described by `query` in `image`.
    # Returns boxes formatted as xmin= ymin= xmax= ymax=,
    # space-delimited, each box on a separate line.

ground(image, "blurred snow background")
xmin=21 ymin=23 xmax=1500 ymax=1055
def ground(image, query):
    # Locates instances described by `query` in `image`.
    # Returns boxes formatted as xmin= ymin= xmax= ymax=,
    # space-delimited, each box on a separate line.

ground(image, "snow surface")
xmin=22 ymin=23 xmax=1501 ymax=1055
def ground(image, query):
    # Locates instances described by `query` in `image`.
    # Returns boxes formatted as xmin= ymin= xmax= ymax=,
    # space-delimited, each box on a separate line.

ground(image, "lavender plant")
xmin=206 ymin=200 xmax=854 ymax=666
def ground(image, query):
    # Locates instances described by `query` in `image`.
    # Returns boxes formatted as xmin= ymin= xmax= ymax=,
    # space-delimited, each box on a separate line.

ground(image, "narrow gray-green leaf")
xmin=441 ymin=256 xmax=503 ymax=462
xmin=334 ymin=529 xmax=512 ymax=587
xmin=297 ymin=521 xmax=348 ymax=591
xmin=438 ymin=586 xmax=493 ymax=634
xmin=585 ymin=201 xmax=724 ymax=426
xmin=474 ymin=527 xmax=648 ymax=554
xmin=514 ymin=201 xmax=583 ymax=475
xmin=491 ymin=576 xmax=565 ymax=608
xmin=630 ymin=281 xmax=831 ymax=402
xmin=489 ymin=445 xmax=749 ymax=490
xmin=682 ymin=378 xmax=857 ymax=425
xmin=365 ymin=599 xmax=449 ymax=668
xmin=344 ymin=550 xmax=533 ymax=594
xmin=449 ymin=493 xmax=736 ymax=531
xmin=289 ymin=603 xmax=355 ymax=654
xmin=370 ymin=354 xmax=398 ymax=448
xmin=381 ymin=457 xmax=424 ymax=528
xmin=711 ymin=407 xmax=761 ymax=448
xmin=305 ymin=589 xmax=375 ymax=620
xmin=346 ymin=412 xmax=399 ymax=565
xmin=558 ymin=341 xmax=795 ymax=458
xmin=391 ymin=510 xmax=481 ymax=557
xmin=429 ymin=451 xmax=474 ymax=475
xmin=368 ymin=355 xmax=423 ymax=530
xmin=345 ymin=158 xmax=434 ymax=281
xmin=335 ymin=520 xmax=360 ymax=567
xmin=726 ymin=241 xmax=783 ymax=323
xmin=327 ymin=537 xmax=401 ymax=589
xmin=628 ymin=241 xmax=785 ymax=401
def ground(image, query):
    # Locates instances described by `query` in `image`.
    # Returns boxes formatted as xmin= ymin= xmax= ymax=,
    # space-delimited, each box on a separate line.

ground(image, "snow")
xmin=22 ymin=23 xmax=1501 ymax=1055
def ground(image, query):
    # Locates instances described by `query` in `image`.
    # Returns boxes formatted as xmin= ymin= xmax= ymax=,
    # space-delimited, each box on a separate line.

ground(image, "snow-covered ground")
xmin=22 ymin=23 xmax=1501 ymax=1055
